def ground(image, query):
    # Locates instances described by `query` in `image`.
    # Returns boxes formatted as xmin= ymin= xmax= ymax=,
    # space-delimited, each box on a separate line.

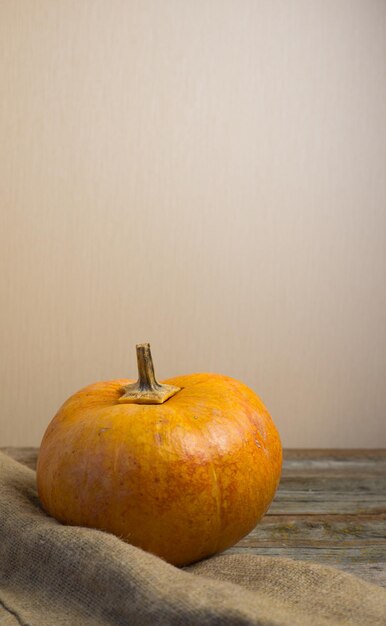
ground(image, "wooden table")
xmin=3 ymin=447 xmax=386 ymax=587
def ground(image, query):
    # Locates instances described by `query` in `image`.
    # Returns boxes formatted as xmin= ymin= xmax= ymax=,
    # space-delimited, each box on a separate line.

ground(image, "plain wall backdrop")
xmin=1 ymin=0 xmax=385 ymax=447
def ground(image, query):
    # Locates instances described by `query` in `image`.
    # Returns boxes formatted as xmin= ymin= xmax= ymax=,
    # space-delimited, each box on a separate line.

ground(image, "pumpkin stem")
xmin=118 ymin=343 xmax=180 ymax=404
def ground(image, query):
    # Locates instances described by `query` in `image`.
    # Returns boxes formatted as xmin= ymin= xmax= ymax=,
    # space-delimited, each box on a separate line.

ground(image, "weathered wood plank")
xmin=239 ymin=515 xmax=386 ymax=545
xmin=282 ymin=462 xmax=386 ymax=478
xmin=283 ymin=449 xmax=386 ymax=476
xmin=284 ymin=449 xmax=386 ymax=459
xmin=270 ymin=497 xmax=386 ymax=515
xmin=227 ymin=544 xmax=385 ymax=563
xmin=279 ymin=475 xmax=386 ymax=493
xmin=1 ymin=447 xmax=38 ymax=469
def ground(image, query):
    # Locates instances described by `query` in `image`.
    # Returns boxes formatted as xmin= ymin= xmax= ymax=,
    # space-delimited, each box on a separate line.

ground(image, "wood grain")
xmin=2 ymin=447 xmax=386 ymax=586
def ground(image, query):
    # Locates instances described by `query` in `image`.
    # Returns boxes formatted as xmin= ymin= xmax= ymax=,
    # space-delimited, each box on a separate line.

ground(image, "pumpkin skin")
xmin=37 ymin=372 xmax=282 ymax=566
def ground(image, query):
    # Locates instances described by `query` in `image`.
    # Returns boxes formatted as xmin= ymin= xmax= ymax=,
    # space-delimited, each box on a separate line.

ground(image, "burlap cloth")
xmin=0 ymin=452 xmax=385 ymax=626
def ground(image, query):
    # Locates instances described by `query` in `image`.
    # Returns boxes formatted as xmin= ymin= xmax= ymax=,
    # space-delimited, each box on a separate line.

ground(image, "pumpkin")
xmin=37 ymin=343 xmax=282 ymax=566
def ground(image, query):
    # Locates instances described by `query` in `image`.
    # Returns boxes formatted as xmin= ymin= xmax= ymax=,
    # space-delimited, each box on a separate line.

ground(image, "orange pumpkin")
xmin=37 ymin=344 xmax=282 ymax=566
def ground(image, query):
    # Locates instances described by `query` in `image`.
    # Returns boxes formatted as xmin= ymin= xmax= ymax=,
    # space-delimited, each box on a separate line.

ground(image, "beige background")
xmin=1 ymin=1 xmax=385 ymax=447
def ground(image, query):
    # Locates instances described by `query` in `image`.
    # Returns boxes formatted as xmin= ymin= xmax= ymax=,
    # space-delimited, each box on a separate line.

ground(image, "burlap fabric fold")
xmin=0 ymin=452 xmax=385 ymax=626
